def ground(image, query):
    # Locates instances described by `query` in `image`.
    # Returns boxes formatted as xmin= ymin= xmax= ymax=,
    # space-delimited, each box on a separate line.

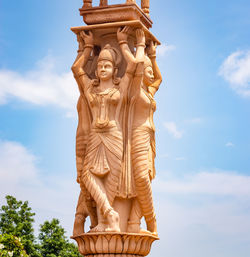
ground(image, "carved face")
xmin=97 ymin=60 xmax=114 ymax=81
xmin=143 ymin=66 xmax=154 ymax=87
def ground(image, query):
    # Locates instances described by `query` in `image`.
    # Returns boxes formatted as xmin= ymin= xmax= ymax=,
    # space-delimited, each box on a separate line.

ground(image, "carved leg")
xmin=73 ymin=190 xmax=89 ymax=236
xmin=73 ymin=187 xmax=98 ymax=235
xmin=141 ymin=0 xmax=150 ymax=16
xmin=128 ymin=198 xmax=142 ymax=233
xmin=82 ymin=186 xmax=98 ymax=230
xmin=83 ymin=0 xmax=92 ymax=8
xmin=131 ymin=129 xmax=157 ymax=235
xmin=81 ymin=171 xmax=120 ymax=232
xmin=99 ymin=0 xmax=108 ymax=6
xmin=133 ymin=166 xmax=157 ymax=234
xmin=90 ymin=208 xmax=106 ymax=232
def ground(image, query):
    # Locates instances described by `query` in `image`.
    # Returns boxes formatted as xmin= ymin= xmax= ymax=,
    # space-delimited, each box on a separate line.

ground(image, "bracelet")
xmin=148 ymin=54 xmax=156 ymax=58
xmin=83 ymin=44 xmax=94 ymax=49
xmin=126 ymin=70 xmax=134 ymax=76
xmin=136 ymin=43 xmax=146 ymax=47
xmin=134 ymin=71 xmax=143 ymax=77
xmin=119 ymin=40 xmax=128 ymax=45
xmin=77 ymin=69 xmax=86 ymax=77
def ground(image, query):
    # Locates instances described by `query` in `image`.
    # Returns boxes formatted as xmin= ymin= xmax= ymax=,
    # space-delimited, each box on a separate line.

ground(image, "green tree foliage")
xmin=0 ymin=234 xmax=29 ymax=257
xmin=0 ymin=195 xmax=40 ymax=256
xmin=0 ymin=196 xmax=81 ymax=257
xmin=38 ymin=219 xmax=81 ymax=257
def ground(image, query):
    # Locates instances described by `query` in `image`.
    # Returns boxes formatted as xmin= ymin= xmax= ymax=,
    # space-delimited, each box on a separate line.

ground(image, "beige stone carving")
xmin=82 ymin=0 xmax=150 ymax=16
xmin=72 ymin=232 xmax=158 ymax=256
xmin=80 ymin=2 xmax=152 ymax=29
xmin=72 ymin=26 xmax=147 ymax=234
xmin=71 ymin=1 xmax=162 ymax=256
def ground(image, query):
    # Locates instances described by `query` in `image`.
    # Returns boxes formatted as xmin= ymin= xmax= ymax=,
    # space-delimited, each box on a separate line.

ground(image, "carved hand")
xmin=80 ymin=30 xmax=94 ymax=45
xmin=77 ymin=174 xmax=81 ymax=184
xmin=147 ymin=41 xmax=157 ymax=57
xmin=136 ymin=29 xmax=145 ymax=46
xmin=117 ymin=26 xmax=131 ymax=42
xmin=77 ymin=33 xmax=85 ymax=51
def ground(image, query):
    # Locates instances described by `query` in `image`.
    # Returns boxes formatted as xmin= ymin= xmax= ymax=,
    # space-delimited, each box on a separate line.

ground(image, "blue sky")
xmin=0 ymin=0 xmax=250 ymax=256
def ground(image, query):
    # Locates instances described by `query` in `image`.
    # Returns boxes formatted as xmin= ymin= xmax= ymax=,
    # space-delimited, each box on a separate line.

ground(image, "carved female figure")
xmin=72 ymin=28 xmax=145 ymax=233
xmin=128 ymin=41 xmax=162 ymax=235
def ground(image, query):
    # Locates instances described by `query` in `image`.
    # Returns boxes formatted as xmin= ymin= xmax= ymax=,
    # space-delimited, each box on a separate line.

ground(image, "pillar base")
xmin=85 ymin=253 xmax=143 ymax=257
xmin=71 ymin=232 xmax=159 ymax=256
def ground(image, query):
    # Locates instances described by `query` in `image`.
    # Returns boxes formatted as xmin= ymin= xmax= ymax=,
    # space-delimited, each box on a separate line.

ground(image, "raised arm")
xmin=135 ymin=29 xmax=146 ymax=64
xmin=129 ymin=28 xmax=146 ymax=96
xmin=147 ymin=41 xmax=162 ymax=96
xmin=71 ymin=31 xmax=94 ymax=92
xmin=117 ymin=27 xmax=146 ymax=95
xmin=117 ymin=26 xmax=137 ymax=73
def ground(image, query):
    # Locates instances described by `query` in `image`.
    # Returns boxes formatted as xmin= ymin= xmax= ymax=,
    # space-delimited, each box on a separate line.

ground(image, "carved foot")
xmin=127 ymin=221 xmax=156 ymax=235
xmin=89 ymin=222 xmax=106 ymax=232
xmin=127 ymin=221 xmax=140 ymax=233
xmin=105 ymin=210 xmax=120 ymax=232
xmin=73 ymin=215 xmax=85 ymax=236
xmin=146 ymin=218 xmax=157 ymax=236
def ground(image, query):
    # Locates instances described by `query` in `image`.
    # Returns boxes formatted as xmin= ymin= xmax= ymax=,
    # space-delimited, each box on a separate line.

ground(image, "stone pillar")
xmin=71 ymin=1 xmax=162 ymax=256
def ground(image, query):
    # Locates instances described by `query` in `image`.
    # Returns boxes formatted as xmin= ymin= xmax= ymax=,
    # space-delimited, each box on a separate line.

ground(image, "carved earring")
xmin=113 ymin=67 xmax=118 ymax=78
xmin=95 ymin=70 xmax=99 ymax=79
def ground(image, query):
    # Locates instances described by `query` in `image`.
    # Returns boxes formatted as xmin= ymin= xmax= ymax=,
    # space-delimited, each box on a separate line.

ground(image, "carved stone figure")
xmin=70 ymin=1 xmax=162 ymax=256
xmin=127 ymin=41 xmax=162 ymax=235
xmin=72 ymin=27 xmax=146 ymax=234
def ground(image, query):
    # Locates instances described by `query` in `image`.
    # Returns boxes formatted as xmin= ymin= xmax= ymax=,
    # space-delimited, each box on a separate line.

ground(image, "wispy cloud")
xmin=0 ymin=56 xmax=79 ymax=111
xmin=157 ymin=43 xmax=176 ymax=57
xmin=226 ymin=142 xmax=234 ymax=147
xmin=160 ymin=153 xmax=169 ymax=158
xmin=219 ymin=50 xmax=250 ymax=98
xmin=175 ymin=157 xmax=187 ymax=161
xmin=164 ymin=121 xmax=183 ymax=139
xmin=186 ymin=117 xmax=203 ymax=124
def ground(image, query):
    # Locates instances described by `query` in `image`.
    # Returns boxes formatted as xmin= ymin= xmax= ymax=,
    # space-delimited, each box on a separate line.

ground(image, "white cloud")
xmin=219 ymin=50 xmax=250 ymax=98
xmin=157 ymin=43 xmax=176 ymax=57
xmin=1 ymin=139 xmax=250 ymax=257
xmin=0 ymin=56 xmax=79 ymax=110
xmin=151 ymin=170 xmax=250 ymax=257
xmin=226 ymin=142 xmax=234 ymax=147
xmin=164 ymin=121 xmax=183 ymax=139
xmin=154 ymin=170 xmax=250 ymax=197
xmin=160 ymin=153 xmax=169 ymax=158
xmin=0 ymin=139 xmax=79 ymax=236
xmin=0 ymin=140 xmax=39 ymax=184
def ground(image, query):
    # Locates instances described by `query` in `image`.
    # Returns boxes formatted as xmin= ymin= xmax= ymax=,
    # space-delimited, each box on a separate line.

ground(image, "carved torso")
xmin=132 ymin=86 xmax=156 ymax=131
xmin=85 ymin=83 xmax=121 ymax=130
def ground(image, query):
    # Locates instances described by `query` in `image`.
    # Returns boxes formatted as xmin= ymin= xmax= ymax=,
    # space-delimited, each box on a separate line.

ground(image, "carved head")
xmin=143 ymin=55 xmax=154 ymax=87
xmin=95 ymin=44 xmax=121 ymax=85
